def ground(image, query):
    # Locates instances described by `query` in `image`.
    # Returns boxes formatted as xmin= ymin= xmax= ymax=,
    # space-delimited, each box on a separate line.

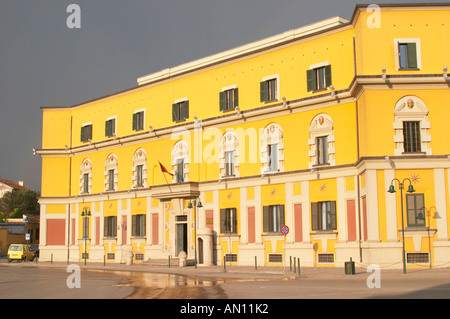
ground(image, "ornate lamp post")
xmin=187 ymin=199 xmax=203 ymax=268
xmin=81 ymin=207 xmax=91 ymax=265
xmin=387 ymin=178 xmax=415 ymax=274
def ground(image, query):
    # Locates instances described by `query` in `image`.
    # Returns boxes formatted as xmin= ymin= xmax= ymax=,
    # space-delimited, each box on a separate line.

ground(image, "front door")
xmin=176 ymin=223 xmax=187 ymax=257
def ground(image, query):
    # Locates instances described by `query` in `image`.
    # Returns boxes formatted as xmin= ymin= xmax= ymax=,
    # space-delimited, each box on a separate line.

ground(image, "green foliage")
xmin=0 ymin=189 xmax=40 ymax=216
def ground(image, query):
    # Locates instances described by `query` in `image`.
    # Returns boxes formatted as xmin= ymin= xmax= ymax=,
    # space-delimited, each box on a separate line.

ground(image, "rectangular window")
xmin=82 ymin=217 xmax=89 ymax=239
xmin=80 ymin=124 xmax=92 ymax=143
xmin=172 ymin=100 xmax=189 ymax=122
xmin=406 ymin=193 xmax=425 ymax=227
xmin=307 ymin=65 xmax=332 ymax=92
xmin=311 ymin=201 xmax=337 ymax=231
xmin=132 ymin=214 xmax=146 ymax=237
xmin=220 ymin=88 xmax=239 ymax=112
xmin=108 ymin=169 xmax=115 ymax=191
xmin=82 ymin=173 xmax=89 ymax=194
xmin=105 ymin=118 xmax=116 ymax=137
xmin=132 ymin=111 xmax=144 ymax=131
xmin=176 ymin=159 xmax=184 ymax=183
xmin=225 ymin=150 xmax=234 ymax=176
xmin=316 ymin=136 xmax=328 ymax=165
xmin=104 ymin=216 xmax=117 ymax=237
xmin=260 ymin=78 xmax=277 ymax=102
xmin=268 ymin=143 xmax=278 ymax=171
xmin=136 ymin=165 xmax=144 ymax=187
xmin=403 ymin=121 xmax=421 ymax=153
xmin=263 ymin=205 xmax=285 ymax=233
xmin=398 ymin=42 xmax=418 ymax=69
xmin=220 ymin=208 xmax=237 ymax=234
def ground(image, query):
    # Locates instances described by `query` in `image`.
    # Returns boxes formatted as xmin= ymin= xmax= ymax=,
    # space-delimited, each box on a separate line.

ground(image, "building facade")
xmin=37 ymin=4 xmax=450 ymax=269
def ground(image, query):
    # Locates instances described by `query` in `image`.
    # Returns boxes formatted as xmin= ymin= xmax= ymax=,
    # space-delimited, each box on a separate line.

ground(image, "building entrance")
xmin=176 ymin=216 xmax=188 ymax=257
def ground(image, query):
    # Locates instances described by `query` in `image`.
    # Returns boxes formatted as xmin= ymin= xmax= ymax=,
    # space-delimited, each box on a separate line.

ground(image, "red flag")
xmin=159 ymin=161 xmax=173 ymax=176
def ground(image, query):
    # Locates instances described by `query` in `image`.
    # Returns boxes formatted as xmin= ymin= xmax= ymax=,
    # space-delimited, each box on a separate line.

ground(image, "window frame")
xmin=132 ymin=110 xmax=145 ymax=131
xmin=260 ymin=74 xmax=279 ymax=103
xmin=220 ymin=86 xmax=239 ymax=112
xmin=132 ymin=214 xmax=146 ymax=237
xmin=104 ymin=216 xmax=117 ymax=238
xmin=307 ymin=63 xmax=332 ymax=92
xmin=316 ymin=136 xmax=329 ymax=165
xmin=172 ymin=99 xmax=189 ymax=123
xmin=80 ymin=123 xmax=93 ymax=143
xmin=406 ymin=193 xmax=426 ymax=227
xmin=403 ymin=121 xmax=421 ymax=153
xmin=394 ymin=38 xmax=421 ymax=71
xmin=105 ymin=116 xmax=116 ymax=138
xmin=220 ymin=208 xmax=237 ymax=234
xmin=311 ymin=201 xmax=337 ymax=231
xmin=263 ymin=204 xmax=285 ymax=233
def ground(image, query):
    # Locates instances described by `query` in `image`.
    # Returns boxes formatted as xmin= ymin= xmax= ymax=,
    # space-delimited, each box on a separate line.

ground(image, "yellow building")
xmin=37 ymin=3 xmax=450 ymax=269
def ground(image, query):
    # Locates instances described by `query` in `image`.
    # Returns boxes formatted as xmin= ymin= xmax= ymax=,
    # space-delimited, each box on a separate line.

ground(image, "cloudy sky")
xmin=0 ymin=0 xmax=446 ymax=192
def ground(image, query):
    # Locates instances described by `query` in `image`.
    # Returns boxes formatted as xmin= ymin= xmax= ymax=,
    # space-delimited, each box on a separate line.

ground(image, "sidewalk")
xmin=5 ymin=257 xmax=450 ymax=281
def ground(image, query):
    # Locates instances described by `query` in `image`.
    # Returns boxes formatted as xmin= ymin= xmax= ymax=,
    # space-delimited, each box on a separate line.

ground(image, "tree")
xmin=0 ymin=189 xmax=40 ymax=217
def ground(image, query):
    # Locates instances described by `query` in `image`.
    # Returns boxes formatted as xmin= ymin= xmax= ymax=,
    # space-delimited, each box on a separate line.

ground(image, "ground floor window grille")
xmin=268 ymin=253 xmax=283 ymax=263
xmin=81 ymin=252 xmax=89 ymax=260
xmin=106 ymin=253 xmax=115 ymax=260
xmin=135 ymin=253 xmax=144 ymax=261
xmin=224 ymin=254 xmax=237 ymax=262
xmin=317 ymin=253 xmax=334 ymax=264
xmin=406 ymin=252 xmax=429 ymax=264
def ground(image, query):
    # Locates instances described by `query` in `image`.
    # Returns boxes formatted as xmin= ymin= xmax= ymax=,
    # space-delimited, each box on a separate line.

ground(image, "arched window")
xmin=308 ymin=113 xmax=335 ymax=168
xmin=393 ymin=96 xmax=431 ymax=155
xmin=132 ymin=148 xmax=147 ymax=188
xmin=261 ymin=123 xmax=284 ymax=174
xmin=219 ymin=131 xmax=240 ymax=178
xmin=171 ymin=140 xmax=189 ymax=183
xmin=105 ymin=154 xmax=118 ymax=191
xmin=80 ymin=158 xmax=92 ymax=194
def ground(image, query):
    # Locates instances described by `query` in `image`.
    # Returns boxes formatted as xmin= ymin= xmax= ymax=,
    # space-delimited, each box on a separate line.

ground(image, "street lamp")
xmin=81 ymin=207 xmax=91 ymax=265
xmin=187 ymin=199 xmax=203 ymax=268
xmin=387 ymin=178 xmax=415 ymax=274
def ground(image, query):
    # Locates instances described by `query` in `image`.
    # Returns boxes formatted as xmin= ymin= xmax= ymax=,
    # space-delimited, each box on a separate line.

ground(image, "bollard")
xmin=168 ymin=255 xmax=171 ymax=268
xmin=290 ymin=256 xmax=292 ymax=271
xmin=224 ymin=256 xmax=226 ymax=271
xmin=293 ymin=257 xmax=296 ymax=273
xmin=297 ymin=258 xmax=300 ymax=275
xmin=255 ymin=256 xmax=257 ymax=270
xmin=51 ymin=253 xmax=53 ymax=264
xmin=104 ymin=255 xmax=105 ymax=266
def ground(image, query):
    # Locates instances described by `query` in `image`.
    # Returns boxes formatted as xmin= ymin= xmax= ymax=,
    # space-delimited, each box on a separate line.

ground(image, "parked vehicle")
xmin=7 ymin=244 xmax=35 ymax=262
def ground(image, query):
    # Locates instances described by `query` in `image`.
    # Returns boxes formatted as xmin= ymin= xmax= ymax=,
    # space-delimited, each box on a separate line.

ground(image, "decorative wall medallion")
xmin=226 ymin=192 xmax=233 ymax=200
xmin=270 ymin=188 xmax=277 ymax=197
xmin=319 ymin=183 xmax=327 ymax=192
xmin=410 ymin=173 xmax=420 ymax=184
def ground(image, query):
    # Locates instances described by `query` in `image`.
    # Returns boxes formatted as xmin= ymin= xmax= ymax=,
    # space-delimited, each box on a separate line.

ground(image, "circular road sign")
xmin=281 ymin=225 xmax=289 ymax=235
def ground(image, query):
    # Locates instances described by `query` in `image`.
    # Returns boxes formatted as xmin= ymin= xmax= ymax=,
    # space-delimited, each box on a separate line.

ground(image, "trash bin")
xmin=345 ymin=257 xmax=355 ymax=275
xmin=179 ymin=251 xmax=187 ymax=267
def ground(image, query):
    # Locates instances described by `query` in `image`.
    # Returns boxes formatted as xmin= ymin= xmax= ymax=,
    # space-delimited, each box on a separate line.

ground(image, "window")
xmin=136 ymin=165 xmax=144 ymax=187
xmin=82 ymin=217 xmax=89 ymax=239
xmin=172 ymin=100 xmax=189 ymax=122
xmin=311 ymin=201 xmax=337 ymax=231
xmin=104 ymin=154 xmax=118 ymax=192
xmin=398 ymin=42 xmax=418 ymax=69
xmin=268 ymin=144 xmax=278 ymax=171
xmin=263 ymin=205 xmax=285 ymax=233
xmin=104 ymin=216 xmax=117 ymax=237
xmin=108 ymin=169 xmax=115 ymax=191
xmin=307 ymin=65 xmax=331 ymax=92
xmin=105 ymin=118 xmax=116 ymax=137
xmin=132 ymin=111 xmax=144 ymax=131
xmin=406 ymin=193 xmax=425 ymax=227
xmin=394 ymin=39 xmax=421 ymax=70
xmin=308 ymin=114 xmax=335 ymax=168
xmin=132 ymin=148 xmax=147 ymax=189
xmin=393 ymin=96 xmax=431 ymax=156
xmin=403 ymin=121 xmax=421 ymax=153
xmin=316 ymin=136 xmax=328 ymax=165
xmin=261 ymin=123 xmax=284 ymax=174
xmin=80 ymin=124 xmax=92 ymax=143
xmin=260 ymin=78 xmax=278 ymax=102
xmin=225 ymin=151 xmax=234 ymax=176
xmin=132 ymin=214 xmax=146 ymax=237
xmin=82 ymin=173 xmax=89 ymax=194
xmin=220 ymin=208 xmax=237 ymax=233
xmin=176 ymin=159 xmax=184 ymax=183
xmin=220 ymin=88 xmax=239 ymax=112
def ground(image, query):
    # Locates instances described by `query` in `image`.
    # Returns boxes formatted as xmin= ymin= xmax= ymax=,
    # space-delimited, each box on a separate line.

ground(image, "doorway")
xmin=176 ymin=223 xmax=187 ymax=257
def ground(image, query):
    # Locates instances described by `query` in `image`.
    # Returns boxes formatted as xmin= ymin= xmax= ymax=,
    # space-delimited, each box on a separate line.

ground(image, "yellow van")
xmin=7 ymin=244 xmax=35 ymax=262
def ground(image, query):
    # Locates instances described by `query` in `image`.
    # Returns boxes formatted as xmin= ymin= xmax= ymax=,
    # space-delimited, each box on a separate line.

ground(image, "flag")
xmin=159 ymin=161 xmax=173 ymax=176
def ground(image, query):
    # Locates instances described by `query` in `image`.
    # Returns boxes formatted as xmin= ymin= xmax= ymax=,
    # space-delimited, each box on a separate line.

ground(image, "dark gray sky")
xmin=0 ymin=0 xmax=446 ymax=192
